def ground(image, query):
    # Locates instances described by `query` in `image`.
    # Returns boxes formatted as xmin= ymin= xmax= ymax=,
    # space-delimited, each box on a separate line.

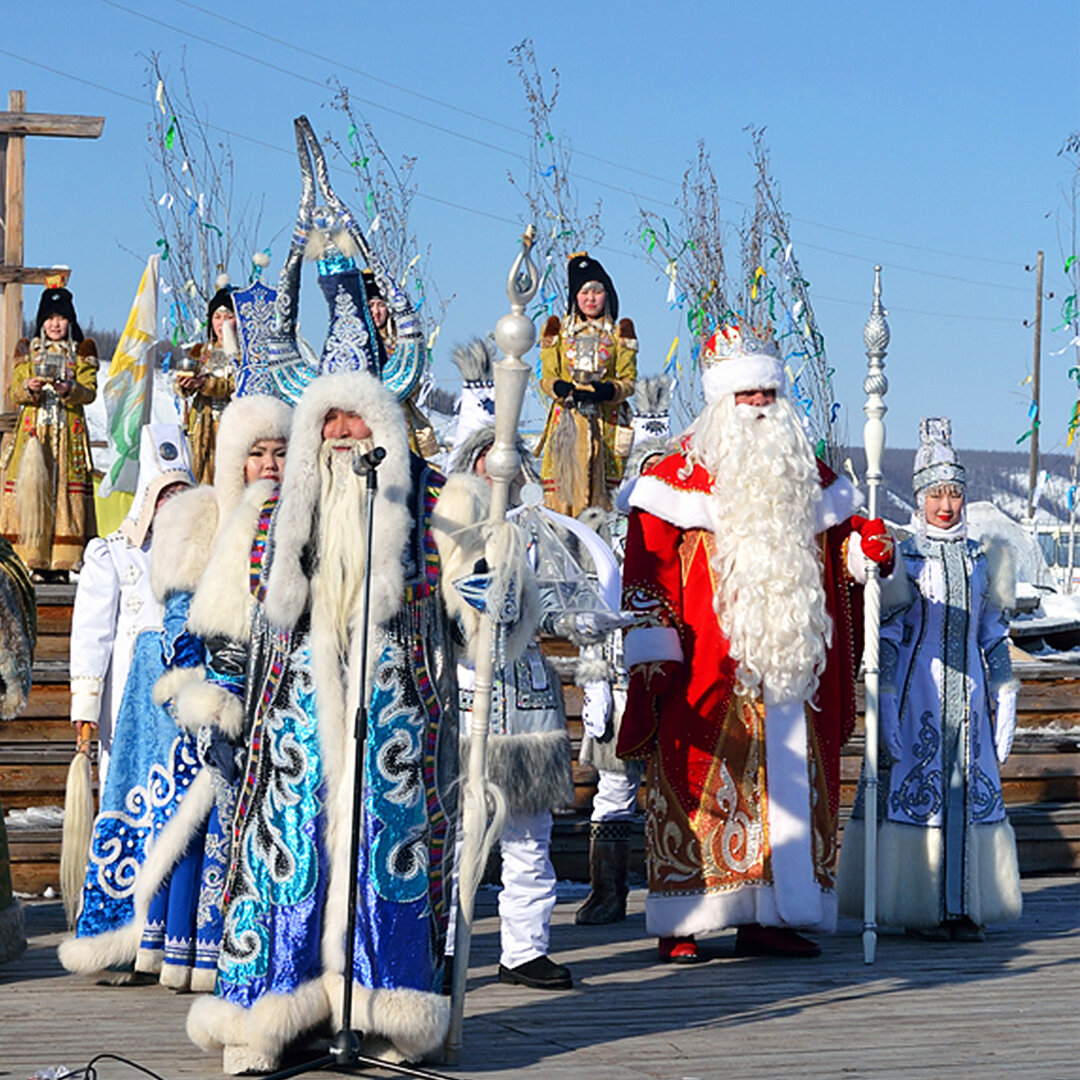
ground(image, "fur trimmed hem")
xmin=837 ymin=818 xmax=1023 ymax=928
xmin=59 ymin=770 xmax=215 ymax=974
xmin=323 ymin=972 xmax=451 ymax=1063
xmin=160 ymin=962 xmax=193 ymax=991
xmin=645 ymin=884 xmax=837 ymax=938
xmin=460 ymin=730 xmax=574 ymax=815
xmin=0 ymin=901 xmax=27 ymax=965
xmin=173 ymin=674 xmax=244 ymax=739
xmin=191 ymin=965 xmax=218 ymax=994
xmin=188 ymin=978 xmax=332 ymax=1066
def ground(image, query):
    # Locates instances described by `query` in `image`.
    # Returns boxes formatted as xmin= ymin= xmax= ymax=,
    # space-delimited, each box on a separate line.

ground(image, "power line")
xmin=102 ymin=0 xmax=1033 ymax=281
xmin=0 ymin=50 xmax=1030 ymax=324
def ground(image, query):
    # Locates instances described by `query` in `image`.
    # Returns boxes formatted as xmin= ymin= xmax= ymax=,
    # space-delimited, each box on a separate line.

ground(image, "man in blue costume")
xmin=187 ymin=371 xmax=492 ymax=1074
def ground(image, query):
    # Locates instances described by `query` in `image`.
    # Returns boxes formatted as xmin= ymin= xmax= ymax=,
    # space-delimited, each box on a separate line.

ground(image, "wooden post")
xmin=1 ymin=90 xmax=26 ymax=411
xmin=0 ymin=91 xmax=105 ymax=410
xmin=1028 ymin=250 xmax=1044 ymax=518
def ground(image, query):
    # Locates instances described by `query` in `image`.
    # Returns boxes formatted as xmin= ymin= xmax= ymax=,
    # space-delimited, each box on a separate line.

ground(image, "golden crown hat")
xmin=699 ymin=319 xmax=783 ymax=404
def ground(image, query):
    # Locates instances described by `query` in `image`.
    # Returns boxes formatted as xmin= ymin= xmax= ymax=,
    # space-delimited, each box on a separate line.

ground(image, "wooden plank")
xmin=2 ymin=90 xmax=25 ymax=410
xmin=1 ymin=718 xmax=73 ymax=741
xmin=35 ymin=603 xmax=72 ymax=634
xmin=0 ymin=112 xmax=105 ymax=138
xmin=0 ymin=266 xmax=69 ymax=286
xmin=21 ymin=683 xmax=72 ymax=717
xmin=2 ymin=878 xmax=1077 ymax=1079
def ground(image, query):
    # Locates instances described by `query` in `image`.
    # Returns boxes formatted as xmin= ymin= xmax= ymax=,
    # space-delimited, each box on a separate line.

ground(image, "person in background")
xmin=69 ymin=425 xmax=195 ymax=790
xmin=176 ymin=284 xmax=238 ymax=485
xmin=0 ymin=284 xmax=98 ymax=581
xmin=537 ymin=253 xmax=636 ymax=518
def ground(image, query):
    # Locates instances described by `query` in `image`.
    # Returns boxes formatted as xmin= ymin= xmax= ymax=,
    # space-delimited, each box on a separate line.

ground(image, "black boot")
xmin=575 ymin=820 xmax=630 ymax=925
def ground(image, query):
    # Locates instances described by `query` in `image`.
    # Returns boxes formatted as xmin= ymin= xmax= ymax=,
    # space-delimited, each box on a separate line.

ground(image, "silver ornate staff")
xmin=861 ymin=265 xmax=889 ymax=964
xmin=446 ymin=228 xmax=539 ymax=1061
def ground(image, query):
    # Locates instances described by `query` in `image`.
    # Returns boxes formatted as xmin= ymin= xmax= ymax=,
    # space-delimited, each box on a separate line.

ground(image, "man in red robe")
xmin=617 ymin=322 xmax=888 ymax=962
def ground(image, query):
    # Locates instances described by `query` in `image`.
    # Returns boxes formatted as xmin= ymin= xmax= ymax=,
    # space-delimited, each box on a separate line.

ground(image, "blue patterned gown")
xmin=840 ymin=533 xmax=1023 ymax=929
xmin=209 ymin=455 xmax=457 ymax=1057
xmin=73 ymin=590 xmax=228 ymax=983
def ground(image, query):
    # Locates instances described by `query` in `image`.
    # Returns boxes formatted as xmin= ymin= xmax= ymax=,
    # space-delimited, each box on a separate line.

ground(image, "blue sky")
xmin=2 ymin=0 xmax=1077 ymax=453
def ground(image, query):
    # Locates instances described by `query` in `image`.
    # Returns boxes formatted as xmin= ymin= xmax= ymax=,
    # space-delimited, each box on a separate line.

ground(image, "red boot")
xmin=735 ymin=923 xmax=821 ymax=958
xmin=657 ymin=935 xmax=700 ymax=964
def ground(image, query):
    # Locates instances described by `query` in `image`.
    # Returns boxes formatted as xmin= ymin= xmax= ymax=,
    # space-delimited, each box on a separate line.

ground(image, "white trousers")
xmin=446 ymin=808 xmax=556 ymax=969
xmin=591 ymin=768 xmax=640 ymax=822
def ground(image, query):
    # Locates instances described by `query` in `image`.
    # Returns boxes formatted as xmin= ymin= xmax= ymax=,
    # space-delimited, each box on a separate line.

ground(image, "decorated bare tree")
xmin=636 ymin=132 xmax=841 ymax=465
xmin=143 ymin=53 xmax=264 ymax=345
xmin=506 ymin=38 xmax=604 ymax=324
xmin=322 ymin=79 xmax=454 ymax=358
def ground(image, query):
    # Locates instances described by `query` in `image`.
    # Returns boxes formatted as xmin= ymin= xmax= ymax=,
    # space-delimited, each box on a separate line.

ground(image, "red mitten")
xmin=851 ymin=515 xmax=895 ymax=575
xmin=616 ymin=660 xmax=679 ymax=761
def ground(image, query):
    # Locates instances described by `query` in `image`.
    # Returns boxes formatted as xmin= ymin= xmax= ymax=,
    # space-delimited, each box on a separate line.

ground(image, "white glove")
xmin=581 ymin=680 xmax=613 ymax=739
xmin=994 ymin=683 xmax=1019 ymax=764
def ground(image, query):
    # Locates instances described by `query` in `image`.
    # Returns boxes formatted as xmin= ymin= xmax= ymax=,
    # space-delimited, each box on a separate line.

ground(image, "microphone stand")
xmin=258 ymin=444 xmax=459 ymax=1080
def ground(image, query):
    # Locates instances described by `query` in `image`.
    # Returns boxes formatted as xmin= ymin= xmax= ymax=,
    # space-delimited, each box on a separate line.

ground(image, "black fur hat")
xmin=566 ymin=252 xmax=618 ymax=321
xmin=362 ymin=268 xmax=383 ymax=301
xmin=206 ymin=286 xmax=234 ymax=334
xmin=34 ymin=286 xmax=83 ymax=342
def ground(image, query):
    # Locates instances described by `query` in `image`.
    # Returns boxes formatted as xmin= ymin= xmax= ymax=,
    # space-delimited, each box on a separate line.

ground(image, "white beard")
xmin=689 ymin=395 xmax=831 ymax=705
xmin=311 ymin=437 xmax=375 ymax=662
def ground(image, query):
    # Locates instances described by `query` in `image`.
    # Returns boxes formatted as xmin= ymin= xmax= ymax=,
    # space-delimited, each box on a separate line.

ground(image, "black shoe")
xmin=498 ymin=955 xmax=573 ymax=990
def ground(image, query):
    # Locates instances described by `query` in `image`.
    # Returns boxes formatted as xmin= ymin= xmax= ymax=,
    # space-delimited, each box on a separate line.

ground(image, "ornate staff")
xmin=446 ymin=228 xmax=539 ymax=1061
xmin=861 ymin=265 xmax=889 ymax=965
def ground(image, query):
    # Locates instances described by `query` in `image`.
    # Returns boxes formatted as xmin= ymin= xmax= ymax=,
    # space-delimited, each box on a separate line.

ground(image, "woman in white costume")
xmin=839 ymin=418 xmax=1022 ymax=940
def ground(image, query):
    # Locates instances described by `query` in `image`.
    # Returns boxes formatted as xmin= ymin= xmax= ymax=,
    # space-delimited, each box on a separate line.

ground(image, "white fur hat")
xmin=213 ymin=394 xmax=294 ymax=512
xmin=262 ymin=371 xmax=412 ymax=630
xmin=699 ymin=322 xmax=783 ymax=405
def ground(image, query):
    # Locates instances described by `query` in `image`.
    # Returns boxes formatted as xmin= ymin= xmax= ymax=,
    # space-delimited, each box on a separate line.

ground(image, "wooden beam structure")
xmin=0 ymin=90 xmax=104 ymax=409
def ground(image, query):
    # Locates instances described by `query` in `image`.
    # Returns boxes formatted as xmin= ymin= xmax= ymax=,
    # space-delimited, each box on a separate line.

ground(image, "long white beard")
xmin=689 ymin=395 xmax=831 ymax=704
xmin=312 ymin=437 xmax=375 ymax=662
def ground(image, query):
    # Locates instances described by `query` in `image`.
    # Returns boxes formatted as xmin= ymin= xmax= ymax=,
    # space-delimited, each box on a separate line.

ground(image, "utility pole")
xmin=1027 ymin=250 xmax=1045 ymax=518
xmin=0 ymin=90 xmax=104 ymax=409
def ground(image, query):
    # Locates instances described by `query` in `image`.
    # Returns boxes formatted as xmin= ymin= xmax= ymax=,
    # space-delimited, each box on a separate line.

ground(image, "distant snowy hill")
xmin=842 ymin=447 xmax=1077 ymax=526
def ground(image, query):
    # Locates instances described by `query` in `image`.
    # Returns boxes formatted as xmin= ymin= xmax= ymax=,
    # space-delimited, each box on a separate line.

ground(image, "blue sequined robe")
xmin=204 ymin=454 xmax=458 ymax=1060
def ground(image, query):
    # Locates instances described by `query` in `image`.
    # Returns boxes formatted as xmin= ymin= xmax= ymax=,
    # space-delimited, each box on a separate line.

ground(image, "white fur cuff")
xmin=175 ymin=676 xmax=245 ymax=740
xmin=624 ymin=626 xmax=683 ymax=667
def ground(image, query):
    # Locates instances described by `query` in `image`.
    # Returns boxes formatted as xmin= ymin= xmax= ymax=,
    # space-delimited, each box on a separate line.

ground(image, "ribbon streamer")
xmin=155 ymin=80 xmax=166 ymax=115
xmin=165 ymin=116 xmax=177 ymax=150
xmin=156 ymin=238 xmax=169 ymax=261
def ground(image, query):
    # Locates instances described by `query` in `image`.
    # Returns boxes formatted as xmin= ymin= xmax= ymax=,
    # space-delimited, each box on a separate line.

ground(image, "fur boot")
xmin=575 ymin=820 xmax=630 ymax=925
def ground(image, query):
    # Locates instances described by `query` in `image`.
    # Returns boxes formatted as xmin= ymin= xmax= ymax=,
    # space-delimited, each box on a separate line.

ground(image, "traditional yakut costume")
xmin=537 ymin=254 xmax=636 ymax=517
xmin=617 ymin=323 xmax=868 ymax=959
xmin=838 ymin=419 xmax=1023 ymax=937
xmin=0 ymin=285 xmax=98 ymax=573
xmin=443 ymin=349 xmax=574 ymax=989
xmin=0 ymin=537 xmax=35 ymax=964
xmin=69 ymin=425 xmax=195 ymax=788
xmin=60 ymin=396 xmax=292 ymax=991
xmin=178 ymin=286 xmax=239 ymax=485
xmin=575 ymin=375 xmax=673 ymax=926
xmin=185 ymin=371 xmax=488 ymax=1073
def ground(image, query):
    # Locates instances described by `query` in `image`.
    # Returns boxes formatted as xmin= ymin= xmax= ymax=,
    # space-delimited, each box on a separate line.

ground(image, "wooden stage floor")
xmin=4 ymin=876 xmax=1078 ymax=1080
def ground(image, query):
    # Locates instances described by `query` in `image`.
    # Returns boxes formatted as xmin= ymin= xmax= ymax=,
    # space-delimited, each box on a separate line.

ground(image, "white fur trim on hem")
xmin=58 ymin=769 xmax=215 ymax=975
xmin=645 ymin=884 xmax=837 ymax=937
xmin=153 ymin=665 xmax=206 ymax=709
xmin=701 ymin=355 xmax=783 ymax=404
xmin=624 ymin=626 xmax=683 ymax=667
xmin=187 ymin=978 xmax=331 ymax=1063
xmin=323 ymin=972 xmax=451 ymax=1062
xmin=838 ymin=818 xmax=1022 ymax=928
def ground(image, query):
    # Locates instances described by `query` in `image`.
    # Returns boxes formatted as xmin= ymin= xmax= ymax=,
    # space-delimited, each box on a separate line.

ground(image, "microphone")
xmin=351 ymin=445 xmax=386 ymax=475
